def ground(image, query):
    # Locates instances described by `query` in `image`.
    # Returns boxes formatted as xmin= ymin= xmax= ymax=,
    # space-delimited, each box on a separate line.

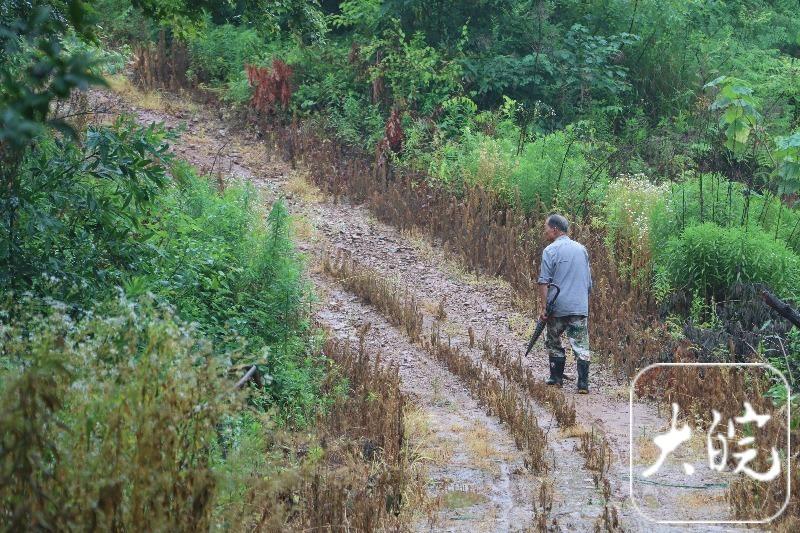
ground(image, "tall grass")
xmin=0 ymin=297 xmax=231 ymax=531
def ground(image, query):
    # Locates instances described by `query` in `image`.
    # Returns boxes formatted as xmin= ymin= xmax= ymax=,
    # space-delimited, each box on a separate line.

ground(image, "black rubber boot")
xmin=546 ymin=356 xmax=566 ymax=386
xmin=577 ymin=359 xmax=590 ymax=394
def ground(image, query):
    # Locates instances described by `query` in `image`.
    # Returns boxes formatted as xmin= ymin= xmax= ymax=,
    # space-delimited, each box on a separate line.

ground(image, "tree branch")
xmin=762 ymin=290 xmax=800 ymax=329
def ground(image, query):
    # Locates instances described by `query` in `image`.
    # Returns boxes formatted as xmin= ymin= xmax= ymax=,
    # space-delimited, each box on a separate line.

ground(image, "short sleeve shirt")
xmin=537 ymin=235 xmax=592 ymax=317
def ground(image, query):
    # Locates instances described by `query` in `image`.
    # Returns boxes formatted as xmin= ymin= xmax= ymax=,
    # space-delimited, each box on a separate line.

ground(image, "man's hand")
xmin=538 ymin=282 xmax=550 ymax=321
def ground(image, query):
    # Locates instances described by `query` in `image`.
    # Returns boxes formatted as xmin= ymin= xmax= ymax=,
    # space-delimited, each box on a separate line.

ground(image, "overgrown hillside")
xmin=0 ymin=2 xmax=413 ymax=529
xmin=2 ymin=0 xmax=799 ymax=530
xmin=93 ymin=0 xmax=800 ymax=369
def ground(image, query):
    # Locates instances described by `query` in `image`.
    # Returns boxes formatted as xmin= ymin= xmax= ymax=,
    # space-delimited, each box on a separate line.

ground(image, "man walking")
xmin=537 ymin=214 xmax=593 ymax=393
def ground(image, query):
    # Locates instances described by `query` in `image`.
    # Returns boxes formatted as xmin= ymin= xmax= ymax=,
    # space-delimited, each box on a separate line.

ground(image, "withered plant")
xmin=531 ymin=479 xmax=557 ymax=532
xmin=323 ymin=248 xmax=424 ymax=342
xmin=131 ymin=29 xmax=189 ymax=91
xmin=426 ymin=324 xmax=549 ymax=473
xmin=322 ymin=249 xmax=549 ymax=473
xmin=246 ymin=59 xmax=293 ymax=117
xmin=579 ymin=427 xmax=613 ymax=478
xmin=593 ymin=501 xmax=623 ymax=533
xmin=479 ymin=335 xmax=577 ymax=428
xmin=241 ymin=331 xmax=415 ymax=532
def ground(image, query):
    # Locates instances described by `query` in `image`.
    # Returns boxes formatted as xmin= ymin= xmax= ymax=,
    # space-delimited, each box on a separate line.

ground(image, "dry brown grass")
xmin=130 ymin=30 xmax=190 ymax=93
xmin=460 ymin=421 xmax=512 ymax=474
xmin=421 ymin=298 xmax=442 ymax=318
xmin=323 ymin=249 xmax=550 ymax=473
xmin=464 ymin=422 xmax=495 ymax=460
xmin=479 ymin=335 xmax=577 ymax=429
xmin=290 ymin=214 xmax=316 ymax=241
xmin=593 ymin=502 xmax=623 ymax=532
xmin=284 ymin=170 xmax=324 ymax=203
xmin=634 ymin=435 xmax=659 ymax=466
xmin=580 ymin=428 xmax=613 ymax=478
xmin=727 ymin=417 xmax=797 ymax=525
xmin=108 ymin=74 xmax=169 ymax=111
xmin=677 ymin=490 xmax=726 ymax=509
xmin=531 ymin=479 xmax=556 ymax=532
xmin=425 ymin=324 xmax=549 ymax=474
xmin=108 ymin=73 xmax=197 ymax=114
xmin=399 ymin=404 xmax=442 ymax=523
xmin=265 ymin=118 xmax=673 ymax=379
xmin=559 ymin=424 xmax=588 ymax=439
xmin=324 ymin=248 xmax=424 ymax=343
xmin=400 ymin=227 xmax=511 ymax=290
xmin=268 ymin=334 xmax=415 ymax=531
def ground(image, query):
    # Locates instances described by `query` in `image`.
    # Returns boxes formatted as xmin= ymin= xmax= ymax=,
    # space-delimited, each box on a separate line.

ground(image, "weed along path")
xmin=95 ymin=85 xmax=759 ymax=532
xmin=313 ymin=273 xmax=536 ymax=531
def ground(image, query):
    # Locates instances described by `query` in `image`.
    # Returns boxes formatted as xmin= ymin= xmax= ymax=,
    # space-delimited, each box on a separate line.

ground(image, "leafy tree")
xmin=363 ymin=18 xmax=463 ymax=114
xmin=0 ymin=3 xmax=105 ymax=284
xmin=705 ymin=76 xmax=763 ymax=155
xmin=774 ymin=132 xmax=800 ymax=195
xmin=554 ymin=24 xmax=638 ymax=113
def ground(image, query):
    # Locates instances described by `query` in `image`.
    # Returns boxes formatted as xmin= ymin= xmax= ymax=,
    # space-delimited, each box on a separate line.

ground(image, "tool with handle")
xmin=524 ymin=281 xmax=560 ymax=357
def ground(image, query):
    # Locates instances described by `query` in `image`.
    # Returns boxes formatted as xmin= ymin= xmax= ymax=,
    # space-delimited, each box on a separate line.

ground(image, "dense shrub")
xmin=601 ymin=174 xmax=666 ymax=286
xmin=656 ymin=223 xmax=800 ymax=302
xmin=649 ymin=173 xmax=800 ymax=256
xmin=134 ymin=165 xmax=323 ymax=424
xmin=187 ymin=23 xmax=261 ymax=84
xmin=0 ymin=297 xmax=232 ymax=531
xmin=429 ymin=122 xmax=609 ymax=216
xmin=3 ymin=112 xmax=321 ymax=425
xmin=326 ymin=93 xmax=385 ymax=150
xmin=3 ymin=118 xmax=173 ymax=301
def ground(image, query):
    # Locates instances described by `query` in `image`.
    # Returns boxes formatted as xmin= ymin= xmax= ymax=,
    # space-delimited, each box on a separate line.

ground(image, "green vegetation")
xmin=229 ymin=0 xmax=798 ymax=311
xmin=4 ymin=113 xmax=321 ymax=423
xmin=656 ymin=223 xmax=800 ymax=302
xmin=109 ymin=0 xmax=800 ymax=313
xmin=106 ymin=0 xmax=797 ymax=402
xmin=1 ymin=3 xmax=332 ymax=527
xmin=1 ymin=297 xmax=231 ymax=530
xmin=4 ymin=0 xmax=800 ymax=526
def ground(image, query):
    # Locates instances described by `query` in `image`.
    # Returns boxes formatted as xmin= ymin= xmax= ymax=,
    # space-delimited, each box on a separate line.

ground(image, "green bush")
xmin=0 ymin=297 xmax=232 ymax=531
xmin=4 ymin=117 xmax=173 ymax=301
xmin=601 ymin=174 xmax=667 ymax=285
xmin=3 ymin=115 xmax=322 ymax=426
xmin=649 ymin=173 xmax=800 ymax=257
xmin=325 ymin=93 xmax=385 ymax=151
xmin=136 ymin=164 xmax=323 ymax=426
xmin=429 ymin=122 xmax=608 ymax=215
xmin=656 ymin=222 xmax=800 ymax=302
xmin=187 ymin=23 xmax=261 ymax=84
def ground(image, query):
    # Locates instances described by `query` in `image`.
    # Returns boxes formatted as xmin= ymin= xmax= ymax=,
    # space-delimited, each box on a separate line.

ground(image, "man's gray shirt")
xmin=537 ymin=235 xmax=592 ymax=317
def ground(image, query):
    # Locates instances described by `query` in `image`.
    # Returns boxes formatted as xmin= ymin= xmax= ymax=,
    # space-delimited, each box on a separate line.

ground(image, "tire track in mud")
xmin=314 ymin=275 xmax=535 ymax=531
xmin=96 ymin=87 xmax=759 ymax=531
xmin=321 ymin=249 xmax=613 ymax=531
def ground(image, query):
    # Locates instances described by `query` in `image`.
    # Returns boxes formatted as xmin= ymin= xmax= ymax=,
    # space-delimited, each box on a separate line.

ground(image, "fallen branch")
xmin=234 ymin=365 xmax=262 ymax=390
xmin=762 ymin=290 xmax=800 ymax=329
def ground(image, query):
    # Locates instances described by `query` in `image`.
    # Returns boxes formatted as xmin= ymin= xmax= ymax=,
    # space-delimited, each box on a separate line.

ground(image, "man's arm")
xmin=538 ymin=282 xmax=550 ymax=319
xmin=537 ymin=249 xmax=554 ymax=318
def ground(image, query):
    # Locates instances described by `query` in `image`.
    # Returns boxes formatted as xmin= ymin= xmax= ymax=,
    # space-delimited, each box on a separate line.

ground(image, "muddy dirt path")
xmin=315 ymin=275 xmax=537 ymax=531
xmin=92 ymin=87 xmax=757 ymax=532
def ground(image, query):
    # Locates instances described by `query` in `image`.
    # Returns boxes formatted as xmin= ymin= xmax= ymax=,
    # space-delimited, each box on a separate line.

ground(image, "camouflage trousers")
xmin=545 ymin=315 xmax=591 ymax=362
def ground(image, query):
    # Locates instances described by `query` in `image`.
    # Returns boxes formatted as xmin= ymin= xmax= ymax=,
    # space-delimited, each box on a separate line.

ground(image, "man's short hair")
xmin=546 ymin=213 xmax=569 ymax=233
